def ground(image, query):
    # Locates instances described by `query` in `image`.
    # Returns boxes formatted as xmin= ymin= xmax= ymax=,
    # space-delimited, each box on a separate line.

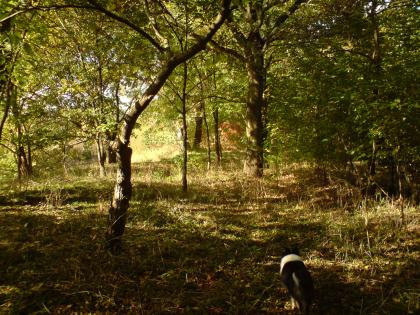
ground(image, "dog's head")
xmin=280 ymin=247 xmax=304 ymax=274
xmin=282 ymin=246 xmax=300 ymax=258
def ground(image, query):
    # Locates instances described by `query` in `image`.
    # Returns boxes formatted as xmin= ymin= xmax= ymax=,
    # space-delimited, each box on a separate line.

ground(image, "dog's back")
xmin=280 ymin=253 xmax=314 ymax=314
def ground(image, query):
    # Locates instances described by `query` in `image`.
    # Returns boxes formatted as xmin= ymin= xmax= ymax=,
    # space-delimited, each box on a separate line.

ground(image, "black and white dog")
xmin=280 ymin=248 xmax=314 ymax=314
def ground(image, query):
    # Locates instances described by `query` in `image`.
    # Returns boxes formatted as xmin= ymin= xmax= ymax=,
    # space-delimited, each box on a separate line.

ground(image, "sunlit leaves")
xmin=266 ymin=0 xmax=419 ymax=170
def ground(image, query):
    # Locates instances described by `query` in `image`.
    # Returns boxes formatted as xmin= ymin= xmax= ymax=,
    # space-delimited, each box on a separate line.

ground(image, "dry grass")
xmin=0 ymin=157 xmax=419 ymax=314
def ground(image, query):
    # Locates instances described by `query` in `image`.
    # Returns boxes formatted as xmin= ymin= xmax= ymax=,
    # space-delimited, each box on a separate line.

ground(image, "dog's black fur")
xmin=280 ymin=248 xmax=314 ymax=315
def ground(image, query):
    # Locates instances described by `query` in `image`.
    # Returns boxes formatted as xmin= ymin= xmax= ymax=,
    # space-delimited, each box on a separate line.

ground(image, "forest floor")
xmin=0 ymin=153 xmax=419 ymax=314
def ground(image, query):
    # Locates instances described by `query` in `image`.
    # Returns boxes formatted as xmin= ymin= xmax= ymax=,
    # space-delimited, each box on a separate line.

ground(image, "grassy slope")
xmin=0 ymin=156 xmax=419 ymax=314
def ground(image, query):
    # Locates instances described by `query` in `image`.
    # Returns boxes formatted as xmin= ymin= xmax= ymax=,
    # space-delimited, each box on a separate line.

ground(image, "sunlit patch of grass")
xmin=132 ymin=144 xmax=181 ymax=163
xmin=0 ymin=157 xmax=419 ymax=314
xmin=0 ymin=286 xmax=22 ymax=314
xmin=300 ymin=198 xmax=419 ymax=314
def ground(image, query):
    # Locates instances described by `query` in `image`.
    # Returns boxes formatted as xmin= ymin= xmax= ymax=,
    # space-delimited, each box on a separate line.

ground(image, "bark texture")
xmin=106 ymin=140 xmax=132 ymax=253
xmin=181 ymin=62 xmax=188 ymax=193
xmin=213 ymin=108 xmax=222 ymax=167
xmin=243 ymin=36 xmax=265 ymax=177
xmin=96 ymin=134 xmax=107 ymax=177
xmin=193 ymin=115 xmax=203 ymax=149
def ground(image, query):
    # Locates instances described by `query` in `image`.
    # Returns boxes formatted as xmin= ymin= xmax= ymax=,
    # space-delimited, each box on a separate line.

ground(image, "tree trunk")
xmin=369 ymin=0 xmax=382 ymax=97
xmin=369 ymin=139 xmax=376 ymax=176
xmin=26 ymin=142 xmax=32 ymax=176
xmin=96 ymin=134 xmax=107 ymax=177
xmin=211 ymin=55 xmax=221 ymax=169
xmin=193 ymin=115 xmax=203 ymax=149
xmin=106 ymin=140 xmax=132 ymax=253
xmin=14 ymin=99 xmax=30 ymax=179
xmin=224 ymin=1 xmax=305 ymax=177
xmin=243 ymin=45 xmax=265 ymax=177
xmin=213 ymin=107 xmax=222 ymax=167
xmin=107 ymin=143 xmax=117 ymax=164
xmin=0 ymin=21 xmax=13 ymax=141
xmin=203 ymin=101 xmax=211 ymax=171
xmin=181 ymin=62 xmax=188 ymax=193
xmin=17 ymin=146 xmax=27 ymax=179
xmin=108 ymin=84 xmax=120 ymax=164
xmin=106 ymin=132 xmax=117 ymax=164
xmin=16 ymin=145 xmax=32 ymax=179
xmin=368 ymin=1 xmax=382 ymax=179
xmin=0 ymin=82 xmax=14 ymax=141
xmin=62 ymin=140 xmax=68 ymax=176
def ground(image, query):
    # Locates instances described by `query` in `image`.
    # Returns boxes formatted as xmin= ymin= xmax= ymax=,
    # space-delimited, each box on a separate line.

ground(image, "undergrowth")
xmin=0 ymin=158 xmax=418 ymax=314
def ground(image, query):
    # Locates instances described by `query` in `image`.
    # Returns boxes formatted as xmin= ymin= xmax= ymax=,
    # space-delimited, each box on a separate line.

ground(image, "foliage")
xmin=1 ymin=0 xmax=416 ymax=186
xmin=266 ymin=0 xmax=419 ymax=195
xmin=0 ymin=1 xmax=418 ymax=313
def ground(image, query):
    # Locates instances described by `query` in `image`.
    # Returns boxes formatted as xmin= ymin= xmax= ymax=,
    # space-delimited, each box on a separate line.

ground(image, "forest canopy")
xmin=1 ymin=0 xmax=418 ymax=186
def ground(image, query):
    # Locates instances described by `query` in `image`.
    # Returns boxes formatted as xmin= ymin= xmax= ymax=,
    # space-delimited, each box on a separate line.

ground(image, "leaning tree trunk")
xmin=105 ymin=0 xmax=231 ymax=253
xmin=243 ymin=41 xmax=265 ymax=177
xmin=0 ymin=82 xmax=13 ymax=141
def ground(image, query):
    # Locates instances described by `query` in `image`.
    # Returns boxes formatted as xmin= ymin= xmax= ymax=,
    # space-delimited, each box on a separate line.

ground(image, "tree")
xmin=2 ymin=0 xmax=231 ymax=251
xmin=0 ymin=2 xmax=19 ymax=142
xmin=53 ymin=0 xmax=230 ymax=252
xmin=38 ymin=9 xmax=138 ymax=177
xmin=211 ymin=0 xmax=308 ymax=177
xmin=0 ymin=4 xmax=45 ymax=178
xmin=266 ymin=0 xmax=419 ymax=198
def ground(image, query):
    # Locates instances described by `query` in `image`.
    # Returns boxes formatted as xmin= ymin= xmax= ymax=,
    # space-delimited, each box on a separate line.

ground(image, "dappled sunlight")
xmin=1 ymin=0 xmax=417 ymax=312
xmin=0 ymin=161 xmax=419 ymax=314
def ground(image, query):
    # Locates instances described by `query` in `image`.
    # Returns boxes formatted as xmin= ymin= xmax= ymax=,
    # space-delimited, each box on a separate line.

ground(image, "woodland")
xmin=0 ymin=0 xmax=419 ymax=314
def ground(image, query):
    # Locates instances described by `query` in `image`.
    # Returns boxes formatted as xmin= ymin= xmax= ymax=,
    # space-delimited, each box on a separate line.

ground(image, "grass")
xmin=0 ymin=156 xmax=419 ymax=314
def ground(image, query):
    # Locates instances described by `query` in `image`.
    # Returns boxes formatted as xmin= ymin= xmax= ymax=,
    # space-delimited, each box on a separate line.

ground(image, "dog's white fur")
xmin=280 ymin=254 xmax=302 ymax=273
xmin=292 ymin=272 xmax=300 ymax=286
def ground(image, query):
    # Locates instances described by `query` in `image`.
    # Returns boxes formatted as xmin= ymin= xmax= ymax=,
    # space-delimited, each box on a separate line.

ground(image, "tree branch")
xmin=227 ymin=21 xmax=247 ymax=46
xmin=0 ymin=2 xmax=167 ymax=54
xmin=120 ymin=0 xmax=232 ymax=143
xmin=267 ymin=0 xmax=308 ymax=43
xmin=207 ymin=38 xmax=245 ymax=62
xmin=144 ymin=0 xmax=170 ymax=49
xmin=0 ymin=4 xmax=95 ymax=23
xmin=86 ymin=0 xmax=165 ymax=53
xmin=171 ymin=0 xmax=232 ymax=65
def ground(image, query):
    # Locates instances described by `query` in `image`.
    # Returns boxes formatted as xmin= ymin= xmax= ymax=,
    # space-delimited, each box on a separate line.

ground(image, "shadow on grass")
xmin=0 ymin=180 xmax=114 ymax=207
xmin=0 ymin=210 xmax=107 ymax=314
xmin=0 ymin=168 xmax=418 ymax=314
